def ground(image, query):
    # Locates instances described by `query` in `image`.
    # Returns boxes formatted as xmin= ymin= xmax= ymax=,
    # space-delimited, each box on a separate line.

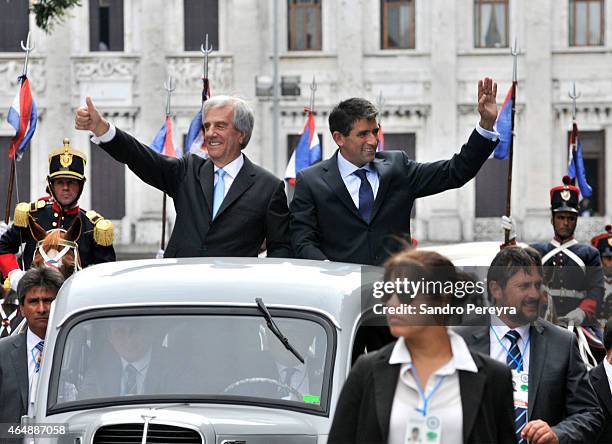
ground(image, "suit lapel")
xmin=592 ymin=363 xmax=612 ymax=415
xmin=321 ymin=152 xmax=362 ymax=220
xmin=197 ymin=159 xmax=214 ymax=218
xmin=370 ymin=156 xmax=392 ymax=221
xmin=527 ymin=321 xmax=546 ymax=418
xmin=215 ymin=155 xmax=256 ymax=218
xmin=459 ymin=363 xmax=486 ymax=442
xmin=372 ymin=351 xmax=400 ymax=441
xmin=10 ymin=333 xmax=29 ymax=411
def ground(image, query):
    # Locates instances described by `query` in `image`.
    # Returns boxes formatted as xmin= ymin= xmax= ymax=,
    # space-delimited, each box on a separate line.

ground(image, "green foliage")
xmin=30 ymin=0 xmax=82 ymax=33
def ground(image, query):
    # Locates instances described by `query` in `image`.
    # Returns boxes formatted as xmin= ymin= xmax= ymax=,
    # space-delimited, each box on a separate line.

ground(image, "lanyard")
xmin=490 ymin=327 xmax=531 ymax=371
xmin=409 ymin=367 xmax=445 ymax=417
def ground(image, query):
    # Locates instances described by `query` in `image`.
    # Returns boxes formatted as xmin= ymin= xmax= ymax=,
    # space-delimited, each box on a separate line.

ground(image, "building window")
xmin=288 ymin=0 xmax=322 ymax=51
xmin=90 ymin=142 xmax=125 ymax=219
xmin=184 ymin=0 xmax=219 ymax=51
xmin=0 ymin=0 xmax=29 ymax=52
xmin=567 ymin=130 xmax=605 ymax=215
xmin=475 ymin=159 xmax=509 ymax=217
xmin=381 ymin=0 xmax=415 ymax=49
xmin=382 ymin=132 xmax=416 ymax=216
xmin=0 ymin=137 xmax=31 ymax=210
xmin=569 ymin=0 xmax=604 ymax=46
xmin=89 ymin=0 xmax=124 ymax=51
xmin=474 ymin=0 xmax=509 ymax=48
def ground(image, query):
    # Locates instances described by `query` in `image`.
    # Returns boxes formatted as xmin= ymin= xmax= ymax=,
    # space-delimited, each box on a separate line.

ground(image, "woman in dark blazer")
xmin=328 ymin=250 xmax=516 ymax=444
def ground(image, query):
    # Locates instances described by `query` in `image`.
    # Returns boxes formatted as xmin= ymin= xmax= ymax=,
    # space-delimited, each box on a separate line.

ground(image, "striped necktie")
xmin=34 ymin=340 xmax=44 ymax=373
xmin=505 ymin=330 xmax=527 ymax=444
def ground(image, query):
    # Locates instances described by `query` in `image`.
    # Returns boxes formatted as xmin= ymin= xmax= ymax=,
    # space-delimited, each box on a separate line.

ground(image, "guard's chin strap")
xmin=33 ymin=235 xmax=82 ymax=272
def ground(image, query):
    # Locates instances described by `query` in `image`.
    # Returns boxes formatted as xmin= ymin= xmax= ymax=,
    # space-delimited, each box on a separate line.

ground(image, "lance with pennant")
xmin=503 ymin=38 xmax=519 ymax=244
xmin=161 ymin=76 xmax=176 ymax=251
xmin=5 ymin=32 xmax=35 ymax=224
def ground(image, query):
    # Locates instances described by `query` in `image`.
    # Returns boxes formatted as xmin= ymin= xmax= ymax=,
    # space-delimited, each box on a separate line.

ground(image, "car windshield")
xmin=53 ymin=311 xmax=331 ymax=411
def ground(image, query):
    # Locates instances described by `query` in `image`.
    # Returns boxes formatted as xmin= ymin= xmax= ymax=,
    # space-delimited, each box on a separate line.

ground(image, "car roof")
xmin=53 ymin=258 xmax=381 ymax=327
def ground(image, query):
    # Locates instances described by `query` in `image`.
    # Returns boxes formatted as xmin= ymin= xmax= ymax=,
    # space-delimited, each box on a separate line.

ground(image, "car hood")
xmin=57 ymin=403 xmax=322 ymax=443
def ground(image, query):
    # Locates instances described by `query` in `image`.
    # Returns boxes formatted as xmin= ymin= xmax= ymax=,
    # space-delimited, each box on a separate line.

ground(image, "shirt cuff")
xmin=476 ymin=123 xmax=499 ymax=142
xmin=90 ymin=124 xmax=116 ymax=144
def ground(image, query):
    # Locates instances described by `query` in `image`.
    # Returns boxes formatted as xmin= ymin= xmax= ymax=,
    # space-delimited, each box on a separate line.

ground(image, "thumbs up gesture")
xmin=75 ymin=96 xmax=110 ymax=137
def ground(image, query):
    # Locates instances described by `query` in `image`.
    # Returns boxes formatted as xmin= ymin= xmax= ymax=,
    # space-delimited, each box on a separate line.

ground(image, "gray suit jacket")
xmin=0 ymin=332 xmax=29 ymax=423
xmin=457 ymin=318 xmax=604 ymax=444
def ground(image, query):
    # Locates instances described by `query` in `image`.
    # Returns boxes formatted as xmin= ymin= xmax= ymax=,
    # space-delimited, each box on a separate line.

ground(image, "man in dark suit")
xmin=0 ymin=267 xmax=64 ymax=424
xmin=75 ymin=95 xmax=291 ymax=258
xmin=590 ymin=318 xmax=612 ymax=443
xmin=458 ymin=246 xmax=603 ymax=444
xmin=290 ymin=77 xmax=499 ymax=265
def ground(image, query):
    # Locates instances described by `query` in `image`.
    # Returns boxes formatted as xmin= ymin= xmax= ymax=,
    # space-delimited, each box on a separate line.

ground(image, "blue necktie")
xmin=505 ymin=330 xmax=527 ymax=444
xmin=34 ymin=341 xmax=44 ymax=373
xmin=212 ymin=168 xmax=226 ymax=219
xmin=354 ymin=169 xmax=374 ymax=223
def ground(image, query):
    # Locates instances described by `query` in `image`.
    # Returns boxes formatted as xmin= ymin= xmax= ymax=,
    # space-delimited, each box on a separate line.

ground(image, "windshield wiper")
xmin=255 ymin=298 xmax=304 ymax=364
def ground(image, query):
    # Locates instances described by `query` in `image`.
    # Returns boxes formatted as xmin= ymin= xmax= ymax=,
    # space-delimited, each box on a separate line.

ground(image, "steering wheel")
xmin=222 ymin=377 xmax=302 ymax=400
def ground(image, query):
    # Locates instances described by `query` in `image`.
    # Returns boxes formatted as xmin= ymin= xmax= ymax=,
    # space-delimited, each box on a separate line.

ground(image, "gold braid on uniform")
xmin=13 ymin=199 xmax=44 ymax=228
xmin=86 ymin=210 xmax=114 ymax=246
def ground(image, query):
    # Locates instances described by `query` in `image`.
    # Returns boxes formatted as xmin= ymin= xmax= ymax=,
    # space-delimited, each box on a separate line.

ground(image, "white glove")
xmin=561 ymin=307 xmax=586 ymax=326
xmin=501 ymin=215 xmax=517 ymax=241
xmin=155 ymin=249 xmax=165 ymax=259
xmin=8 ymin=268 xmax=26 ymax=292
xmin=0 ymin=221 xmax=8 ymax=237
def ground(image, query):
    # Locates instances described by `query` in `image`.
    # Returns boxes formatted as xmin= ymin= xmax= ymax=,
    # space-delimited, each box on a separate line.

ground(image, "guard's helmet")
xmin=550 ymin=176 xmax=580 ymax=214
xmin=46 ymin=138 xmax=87 ymax=207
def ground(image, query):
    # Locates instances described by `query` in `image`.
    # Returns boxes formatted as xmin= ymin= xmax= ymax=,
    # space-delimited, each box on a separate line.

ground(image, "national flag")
xmin=7 ymin=75 xmax=37 ymax=161
xmin=493 ymin=85 xmax=513 ymax=160
xmin=377 ymin=124 xmax=384 ymax=152
xmin=151 ymin=116 xmax=179 ymax=157
xmin=184 ymin=78 xmax=211 ymax=158
xmin=568 ymin=123 xmax=592 ymax=198
xmin=284 ymin=111 xmax=321 ymax=186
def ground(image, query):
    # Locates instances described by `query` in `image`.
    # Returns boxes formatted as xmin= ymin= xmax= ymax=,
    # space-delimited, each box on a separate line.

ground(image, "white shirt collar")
xmin=337 ymin=150 xmax=374 ymax=179
xmin=603 ymin=358 xmax=612 ymax=386
xmin=490 ymin=314 xmax=531 ymax=342
xmin=26 ymin=328 xmax=44 ymax=352
xmin=214 ymin=153 xmax=244 ymax=179
xmin=120 ymin=348 xmax=152 ymax=374
xmin=388 ymin=329 xmax=478 ymax=374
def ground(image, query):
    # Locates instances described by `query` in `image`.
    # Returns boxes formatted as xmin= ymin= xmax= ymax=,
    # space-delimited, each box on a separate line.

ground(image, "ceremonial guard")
xmin=0 ymin=138 xmax=116 ymax=291
xmin=530 ymin=176 xmax=605 ymax=326
xmin=591 ymin=225 xmax=612 ymax=319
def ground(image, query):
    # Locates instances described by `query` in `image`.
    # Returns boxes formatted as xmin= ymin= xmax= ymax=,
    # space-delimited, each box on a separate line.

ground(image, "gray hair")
xmin=202 ymin=95 xmax=255 ymax=148
xmin=17 ymin=266 xmax=65 ymax=305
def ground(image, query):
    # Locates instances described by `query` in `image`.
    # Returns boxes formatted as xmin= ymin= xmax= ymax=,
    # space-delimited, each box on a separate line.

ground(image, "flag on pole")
xmin=493 ymin=85 xmax=513 ymax=160
xmin=285 ymin=111 xmax=321 ymax=185
xmin=7 ymin=75 xmax=37 ymax=161
xmin=568 ymin=123 xmax=592 ymax=198
xmin=184 ymin=78 xmax=211 ymax=157
xmin=151 ymin=116 xmax=179 ymax=157
xmin=377 ymin=124 xmax=385 ymax=152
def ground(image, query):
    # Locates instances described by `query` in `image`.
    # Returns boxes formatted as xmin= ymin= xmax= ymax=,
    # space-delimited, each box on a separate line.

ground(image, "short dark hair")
xmin=17 ymin=266 xmax=65 ymax=305
xmin=604 ymin=318 xmax=612 ymax=351
xmin=329 ymin=98 xmax=378 ymax=136
xmin=487 ymin=247 xmax=541 ymax=300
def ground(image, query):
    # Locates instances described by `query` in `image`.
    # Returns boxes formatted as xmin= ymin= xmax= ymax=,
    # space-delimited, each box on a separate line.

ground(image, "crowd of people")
xmin=0 ymin=75 xmax=610 ymax=443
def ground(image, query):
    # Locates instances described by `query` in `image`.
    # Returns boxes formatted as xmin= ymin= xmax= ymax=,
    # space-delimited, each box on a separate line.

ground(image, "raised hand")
xmin=75 ymin=96 xmax=109 ymax=137
xmin=477 ymin=77 xmax=498 ymax=131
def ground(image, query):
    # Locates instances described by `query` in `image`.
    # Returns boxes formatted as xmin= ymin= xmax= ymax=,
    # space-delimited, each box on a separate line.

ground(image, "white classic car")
xmin=28 ymin=258 xmax=383 ymax=444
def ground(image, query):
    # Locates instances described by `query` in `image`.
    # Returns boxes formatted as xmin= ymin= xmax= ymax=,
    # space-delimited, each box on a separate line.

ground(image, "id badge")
xmin=511 ymin=369 xmax=529 ymax=409
xmin=405 ymin=415 xmax=442 ymax=444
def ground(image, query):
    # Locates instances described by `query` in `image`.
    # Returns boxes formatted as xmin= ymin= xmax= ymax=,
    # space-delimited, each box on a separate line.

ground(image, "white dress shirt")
xmin=336 ymin=151 xmax=380 ymax=208
xmin=387 ymin=330 xmax=478 ymax=444
xmin=603 ymin=357 xmax=612 ymax=396
xmin=214 ymin=154 xmax=244 ymax=198
xmin=26 ymin=328 xmax=44 ymax=415
xmin=120 ymin=349 xmax=151 ymax=395
xmin=489 ymin=315 xmax=531 ymax=370
xmin=276 ymin=362 xmax=309 ymax=395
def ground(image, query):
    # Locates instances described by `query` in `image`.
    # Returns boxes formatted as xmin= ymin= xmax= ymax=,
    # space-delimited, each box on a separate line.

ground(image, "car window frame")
xmin=47 ymin=305 xmax=337 ymax=417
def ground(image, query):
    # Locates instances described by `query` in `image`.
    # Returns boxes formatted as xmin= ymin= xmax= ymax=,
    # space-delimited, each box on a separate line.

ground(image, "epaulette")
xmin=85 ymin=210 xmax=114 ymax=246
xmin=13 ymin=199 xmax=46 ymax=228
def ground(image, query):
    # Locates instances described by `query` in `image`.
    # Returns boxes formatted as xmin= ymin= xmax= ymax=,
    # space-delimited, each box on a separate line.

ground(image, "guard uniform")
xmin=592 ymin=225 xmax=612 ymax=320
xmin=530 ymin=177 xmax=605 ymax=322
xmin=0 ymin=138 xmax=116 ymax=277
